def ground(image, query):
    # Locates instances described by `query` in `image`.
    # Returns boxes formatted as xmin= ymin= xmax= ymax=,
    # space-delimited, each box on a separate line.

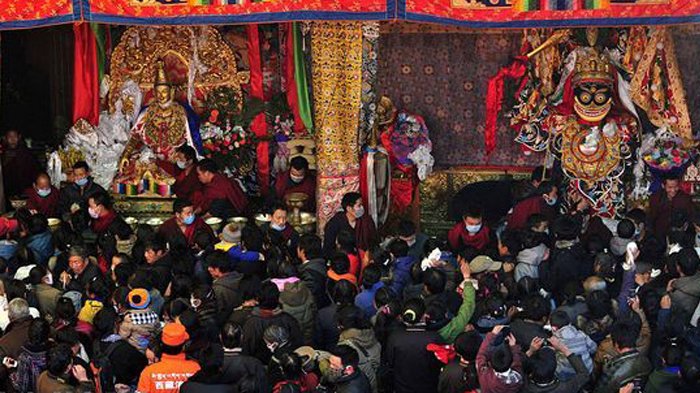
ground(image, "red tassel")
xmin=247 ymin=24 xmax=270 ymax=195
xmin=72 ymin=23 xmax=99 ymax=126
xmin=484 ymin=57 xmax=528 ymax=156
xmin=284 ymin=23 xmax=305 ymax=134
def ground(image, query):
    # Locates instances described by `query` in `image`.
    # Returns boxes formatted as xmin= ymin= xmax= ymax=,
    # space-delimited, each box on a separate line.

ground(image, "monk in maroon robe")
xmin=157 ymin=144 xmax=201 ymax=201
xmin=323 ymin=192 xmax=377 ymax=256
xmin=2 ymin=130 xmax=40 ymax=203
xmin=448 ymin=206 xmax=491 ymax=252
xmin=25 ymin=173 xmax=60 ymax=218
xmin=649 ymin=177 xmax=694 ymax=240
xmin=193 ymin=159 xmax=248 ymax=219
xmin=274 ymin=156 xmax=316 ymax=212
xmin=507 ymin=182 xmax=558 ymax=231
xmin=159 ymin=198 xmax=214 ymax=249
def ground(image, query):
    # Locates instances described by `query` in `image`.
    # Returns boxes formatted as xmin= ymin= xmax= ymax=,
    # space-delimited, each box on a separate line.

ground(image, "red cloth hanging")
xmin=72 ymin=23 xmax=99 ymax=126
xmin=247 ymin=24 xmax=270 ymax=196
xmin=284 ymin=23 xmax=305 ymax=134
xmin=483 ymin=56 xmax=528 ymax=156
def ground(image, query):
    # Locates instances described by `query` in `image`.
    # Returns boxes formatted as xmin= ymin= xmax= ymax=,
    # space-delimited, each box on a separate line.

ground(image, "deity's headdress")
xmin=154 ymin=59 xmax=170 ymax=87
xmin=572 ymin=28 xmax=615 ymax=86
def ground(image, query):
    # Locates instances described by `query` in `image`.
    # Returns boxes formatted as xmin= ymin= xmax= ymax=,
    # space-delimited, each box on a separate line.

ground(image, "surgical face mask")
xmin=466 ymin=224 xmax=482 ymax=234
xmin=37 ymin=188 xmax=51 ymax=198
xmin=190 ymin=296 xmax=201 ymax=310
xmin=354 ymin=206 xmax=365 ymax=219
xmin=290 ymin=174 xmax=305 ymax=184
xmin=265 ymin=341 xmax=278 ymax=353
xmin=544 ymin=195 xmax=557 ymax=206
xmin=44 ymin=273 xmax=53 ymax=286
xmin=88 ymin=207 xmax=100 ymax=219
xmin=182 ymin=214 xmax=195 ymax=226
xmin=176 ymin=160 xmax=188 ymax=170
xmin=271 ymin=223 xmax=286 ymax=232
xmin=75 ymin=177 xmax=88 ymax=187
xmin=403 ymin=236 xmax=416 ymax=247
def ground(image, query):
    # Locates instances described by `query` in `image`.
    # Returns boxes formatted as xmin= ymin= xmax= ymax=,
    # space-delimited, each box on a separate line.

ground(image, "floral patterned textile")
xmin=377 ymin=30 xmax=544 ymax=167
xmin=311 ymin=21 xmax=364 ymax=232
xmin=358 ymin=22 xmax=380 ymax=147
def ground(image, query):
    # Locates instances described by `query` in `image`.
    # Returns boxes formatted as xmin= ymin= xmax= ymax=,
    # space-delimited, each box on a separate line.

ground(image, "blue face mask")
xmin=176 ymin=160 xmax=188 ymax=170
xmin=183 ymin=214 xmax=195 ymax=226
xmin=466 ymin=224 xmax=482 ymax=234
xmin=271 ymin=223 xmax=286 ymax=232
xmin=75 ymin=177 xmax=88 ymax=187
xmin=354 ymin=206 xmax=365 ymax=219
xmin=37 ymin=188 xmax=51 ymax=198
xmin=544 ymin=196 xmax=557 ymax=206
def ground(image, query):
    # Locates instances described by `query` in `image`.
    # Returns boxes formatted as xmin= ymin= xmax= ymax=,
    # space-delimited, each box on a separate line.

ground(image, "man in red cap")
xmin=136 ymin=322 xmax=200 ymax=393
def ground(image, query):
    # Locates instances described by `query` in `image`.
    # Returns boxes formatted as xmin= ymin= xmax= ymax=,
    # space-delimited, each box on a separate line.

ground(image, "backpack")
xmin=90 ymin=339 xmax=124 ymax=393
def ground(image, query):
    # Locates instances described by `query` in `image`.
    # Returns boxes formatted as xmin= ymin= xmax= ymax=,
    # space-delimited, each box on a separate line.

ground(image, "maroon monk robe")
xmin=158 ymin=216 xmax=214 ymax=248
xmin=2 ymin=145 xmax=40 ymax=200
xmin=91 ymin=210 xmax=118 ymax=234
xmin=507 ymin=195 xmax=554 ymax=231
xmin=274 ymin=171 xmax=317 ymax=211
xmin=447 ymin=222 xmax=491 ymax=252
xmin=194 ymin=173 xmax=248 ymax=216
xmin=24 ymin=186 xmax=60 ymax=218
xmin=322 ymin=212 xmax=378 ymax=256
xmin=157 ymin=160 xmax=202 ymax=202
xmin=648 ymin=189 xmax=694 ymax=240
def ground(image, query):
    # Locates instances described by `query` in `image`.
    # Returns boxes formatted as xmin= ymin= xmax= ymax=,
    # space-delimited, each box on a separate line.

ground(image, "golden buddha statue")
xmin=114 ymin=60 xmax=199 ymax=195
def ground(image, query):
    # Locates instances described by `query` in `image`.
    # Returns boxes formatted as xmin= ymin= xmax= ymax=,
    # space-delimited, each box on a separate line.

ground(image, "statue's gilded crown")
xmin=155 ymin=59 xmax=170 ymax=87
xmin=572 ymin=48 xmax=614 ymax=86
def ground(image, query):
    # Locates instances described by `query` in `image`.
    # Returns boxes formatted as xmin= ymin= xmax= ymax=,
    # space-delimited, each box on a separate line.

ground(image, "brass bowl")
xmin=47 ymin=218 xmax=62 ymax=232
xmin=294 ymin=212 xmax=317 ymax=234
xmin=143 ymin=217 xmax=164 ymax=231
xmin=125 ymin=217 xmax=138 ymax=231
xmin=9 ymin=198 xmax=27 ymax=210
xmin=205 ymin=217 xmax=223 ymax=233
xmin=227 ymin=217 xmax=248 ymax=226
xmin=254 ymin=213 xmax=271 ymax=227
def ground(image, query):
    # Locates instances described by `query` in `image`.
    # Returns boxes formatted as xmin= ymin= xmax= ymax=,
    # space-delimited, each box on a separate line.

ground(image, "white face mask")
xmin=466 ymin=224 xmax=482 ymax=234
xmin=44 ymin=273 xmax=53 ymax=286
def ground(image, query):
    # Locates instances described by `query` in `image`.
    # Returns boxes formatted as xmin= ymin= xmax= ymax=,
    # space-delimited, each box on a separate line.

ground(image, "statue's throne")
xmin=108 ymin=26 xmax=249 ymax=220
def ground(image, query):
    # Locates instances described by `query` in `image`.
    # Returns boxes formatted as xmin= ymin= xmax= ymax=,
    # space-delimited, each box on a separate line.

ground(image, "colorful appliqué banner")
xmin=400 ymin=0 xmax=700 ymax=28
xmin=0 ymin=0 xmax=79 ymax=29
xmin=86 ymin=0 xmax=395 ymax=25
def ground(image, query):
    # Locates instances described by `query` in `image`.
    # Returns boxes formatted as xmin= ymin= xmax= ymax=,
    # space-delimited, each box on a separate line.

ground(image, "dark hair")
xmin=278 ymin=352 xmax=304 ymax=382
xmin=594 ymin=252 xmax=616 ymax=280
xmin=93 ymin=307 xmax=118 ymax=337
xmin=517 ymin=276 xmax=540 ymax=298
xmin=389 ymin=239 xmax=409 ymax=258
xmin=462 ymin=205 xmax=484 ymax=220
xmin=361 ymin=264 xmax=381 ymax=289
xmin=257 ymin=281 xmax=280 ymax=310
xmin=526 ymin=213 xmax=548 ymax=229
xmin=423 ymin=268 xmax=446 ymax=295
xmin=89 ymin=191 xmax=113 ymax=210
xmin=398 ymin=219 xmax=416 ymax=237
xmin=198 ymin=343 xmax=224 ymax=374
xmin=483 ymin=294 xmax=506 ymax=319
xmin=530 ymin=347 xmax=557 ymax=384
xmin=330 ymin=252 xmax=350 ymax=275
xmin=537 ymin=181 xmax=556 ymax=195
xmin=331 ymin=280 xmax=357 ymax=306
xmin=521 ymin=230 xmax=543 ymax=250
xmin=374 ymin=287 xmax=393 ymax=309
xmin=499 ymin=230 xmax=522 ymax=255
xmin=552 ymin=216 xmax=580 ymax=241
xmin=144 ymin=236 xmax=167 ymax=253
xmin=586 ymin=290 xmax=612 ymax=320
xmin=455 ymin=331 xmax=482 ymax=361
xmin=47 ymin=343 xmax=73 ymax=376
xmin=27 ymin=213 xmax=48 ymax=236
xmin=611 ymin=319 xmax=639 ymax=349
xmin=531 ymin=166 xmax=547 ymax=183
xmin=196 ymin=158 xmax=219 ymax=174
xmin=677 ymin=248 xmax=700 ymax=277
xmin=128 ymin=269 xmax=154 ymax=291
xmin=114 ymin=263 xmax=136 ymax=287
xmin=28 ymin=318 xmax=50 ymax=348
xmin=221 ymin=322 xmax=243 ymax=349
xmin=6 ymin=279 xmax=28 ymax=302
xmin=402 ymin=298 xmax=425 ymax=325
xmin=662 ymin=340 xmax=685 ymax=367
xmin=161 ymin=343 xmax=185 ymax=356
xmin=87 ymin=278 xmax=111 ymax=300
xmin=298 ymin=234 xmax=322 ymax=259
xmin=332 ymin=344 xmax=360 ymax=368
xmin=206 ymin=251 xmax=232 ymax=273
xmin=72 ymin=161 xmax=90 ymax=172
xmin=290 ymin=156 xmax=309 ymax=171
xmin=617 ymin=219 xmax=636 ymax=239
xmin=523 ymin=294 xmax=549 ymax=322
xmin=176 ymin=144 xmax=197 ymax=161
xmin=336 ymin=230 xmax=356 ymax=254
xmin=173 ymin=198 xmax=193 ymax=214
xmin=550 ymin=310 xmax=571 ymax=329
xmin=337 ymin=305 xmax=369 ymax=331
xmin=341 ymin=192 xmax=362 ymax=212
xmin=491 ymin=344 xmax=513 ymax=373
xmin=28 ymin=265 xmax=47 ymax=285
xmin=241 ymin=225 xmax=264 ymax=252
xmin=626 ymin=208 xmax=646 ymax=226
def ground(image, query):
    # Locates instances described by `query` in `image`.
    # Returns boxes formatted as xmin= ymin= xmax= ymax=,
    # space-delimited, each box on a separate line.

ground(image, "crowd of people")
xmin=0 ymin=129 xmax=700 ymax=393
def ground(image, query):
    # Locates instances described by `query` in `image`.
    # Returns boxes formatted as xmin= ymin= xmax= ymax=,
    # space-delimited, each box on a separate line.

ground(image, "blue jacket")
xmin=388 ymin=256 xmax=416 ymax=298
xmin=355 ymin=281 xmax=385 ymax=318
xmin=27 ymin=231 xmax=54 ymax=266
xmin=227 ymin=245 xmax=262 ymax=263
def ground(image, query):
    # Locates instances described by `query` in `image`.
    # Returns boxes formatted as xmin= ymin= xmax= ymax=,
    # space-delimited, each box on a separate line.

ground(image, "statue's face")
xmin=574 ymin=82 xmax=613 ymax=123
xmin=155 ymin=85 xmax=171 ymax=106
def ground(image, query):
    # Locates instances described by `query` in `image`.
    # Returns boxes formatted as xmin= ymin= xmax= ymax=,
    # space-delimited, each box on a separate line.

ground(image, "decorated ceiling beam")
xmin=0 ymin=0 xmax=81 ymax=30
xmin=400 ymin=0 xmax=700 ymax=29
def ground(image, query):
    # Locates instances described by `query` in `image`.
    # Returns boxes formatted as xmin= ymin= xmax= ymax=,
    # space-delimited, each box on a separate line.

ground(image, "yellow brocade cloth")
xmin=311 ymin=22 xmax=364 ymax=232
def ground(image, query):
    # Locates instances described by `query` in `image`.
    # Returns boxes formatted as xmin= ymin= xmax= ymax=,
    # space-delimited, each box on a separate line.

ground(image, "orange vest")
xmin=137 ymin=353 xmax=200 ymax=393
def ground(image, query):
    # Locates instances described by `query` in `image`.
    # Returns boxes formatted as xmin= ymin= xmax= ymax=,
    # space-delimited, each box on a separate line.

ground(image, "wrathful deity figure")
xmin=114 ymin=60 xmax=201 ymax=196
